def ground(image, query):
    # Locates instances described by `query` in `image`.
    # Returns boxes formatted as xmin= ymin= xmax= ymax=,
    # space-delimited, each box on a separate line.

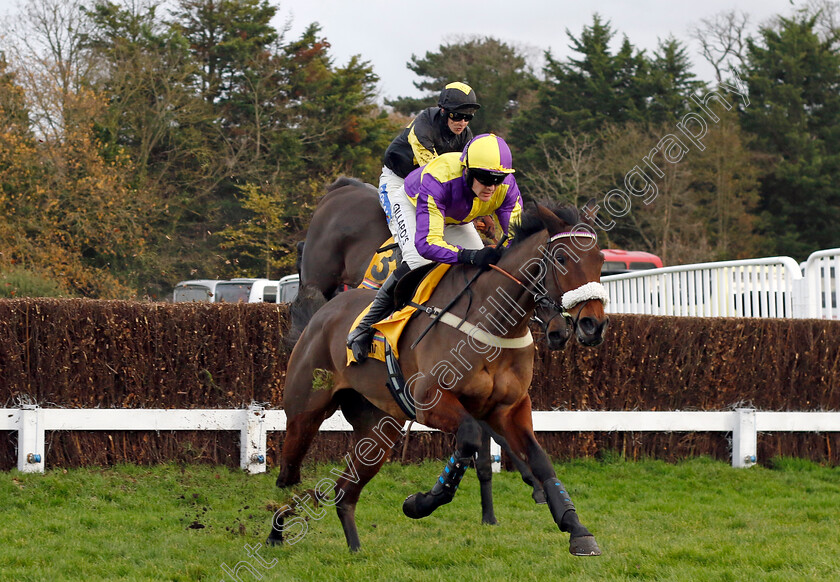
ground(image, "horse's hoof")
xmin=481 ymin=515 xmax=498 ymax=525
xmin=403 ymin=490 xmax=451 ymax=519
xmin=402 ymin=492 xmax=439 ymax=519
xmin=265 ymin=529 xmax=283 ymax=547
xmin=569 ymin=535 xmax=601 ymax=556
xmin=402 ymin=493 xmax=425 ymax=519
xmin=532 ymin=489 xmax=547 ymax=504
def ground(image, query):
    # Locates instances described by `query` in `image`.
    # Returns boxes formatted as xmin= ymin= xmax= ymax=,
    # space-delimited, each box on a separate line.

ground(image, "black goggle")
xmin=471 ymin=169 xmax=507 ymax=186
xmin=447 ymin=111 xmax=474 ymax=122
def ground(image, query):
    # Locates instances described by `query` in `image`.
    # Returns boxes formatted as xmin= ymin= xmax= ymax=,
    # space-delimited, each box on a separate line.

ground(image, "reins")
xmin=409 ymin=234 xmax=508 ymax=349
xmin=489 ymin=263 xmax=574 ymax=330
xmin=487 ymin=229 xmax=604 ymax=327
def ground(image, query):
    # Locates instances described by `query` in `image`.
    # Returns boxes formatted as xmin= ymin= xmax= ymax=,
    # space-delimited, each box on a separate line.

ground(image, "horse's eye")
xmin=556 ymin=255 xmax=566 ymax=265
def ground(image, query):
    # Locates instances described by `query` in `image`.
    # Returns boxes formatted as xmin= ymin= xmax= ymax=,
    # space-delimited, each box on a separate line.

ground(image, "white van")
xmin=173 ymin=279 xmax=223 ymax=303
xmin=277 ymin=274 xmax=300 ymax=303
xmin=214 ymin=278 xmax=280 ymax=303
xmin=174 ymin=275 xmax=299 ymax=304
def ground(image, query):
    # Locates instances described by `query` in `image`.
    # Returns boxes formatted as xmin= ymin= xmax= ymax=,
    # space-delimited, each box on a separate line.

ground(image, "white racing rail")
xmin=602 ymin=247 xmax=839 ymax=319
xmin=4 ymin=404 xmax=839 ymax=473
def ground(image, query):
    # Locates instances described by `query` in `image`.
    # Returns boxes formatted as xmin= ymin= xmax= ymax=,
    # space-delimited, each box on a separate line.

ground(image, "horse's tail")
xmin=284 ymin=283 xmax=328 ymax=352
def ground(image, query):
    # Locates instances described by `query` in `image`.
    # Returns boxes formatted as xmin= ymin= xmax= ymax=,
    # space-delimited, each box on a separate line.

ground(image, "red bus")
xmin=601 ymin=249 xmax=663 ymax=276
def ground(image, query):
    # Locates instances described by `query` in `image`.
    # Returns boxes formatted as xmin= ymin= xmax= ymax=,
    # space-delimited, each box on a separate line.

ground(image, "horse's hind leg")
xmin=330 ymin=392 xmax=399 ymax=552
xmin=491 ymin=395 xmax=600 ymax=557
xmin=275 ymin=404 xmax=336 ymax=488
xmin=475 ymin=427 xmax=497 ymax=525
xmin=403 ymin=393 xmax=482 ymax=519
xmin=266 ymin=399 xmax=338 ymax=548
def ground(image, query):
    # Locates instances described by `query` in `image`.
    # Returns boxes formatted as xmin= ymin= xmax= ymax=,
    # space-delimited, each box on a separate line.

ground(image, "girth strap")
xmin=383 ymin=341 xmax=416 ymax=419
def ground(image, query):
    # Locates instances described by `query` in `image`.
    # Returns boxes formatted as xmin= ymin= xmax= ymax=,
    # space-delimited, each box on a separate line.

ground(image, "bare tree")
xmin=529 ymin=131 xmax=606 ymax=207
xmin=2 ymin=0 xmax=94 ymax=138
xmin=690 ymin=10 xmax=751 ymax=84
xmin=805 ymin=0 xmax=840 ymax=42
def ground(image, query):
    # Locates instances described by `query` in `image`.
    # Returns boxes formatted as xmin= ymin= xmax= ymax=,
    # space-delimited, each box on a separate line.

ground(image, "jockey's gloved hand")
xmin=458 ymin=246 xmax=502 ymax=270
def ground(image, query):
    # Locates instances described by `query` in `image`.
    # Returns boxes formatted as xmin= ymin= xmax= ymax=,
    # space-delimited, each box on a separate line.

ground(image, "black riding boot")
xmin=346 ymin=270 xmax=401 ymax=363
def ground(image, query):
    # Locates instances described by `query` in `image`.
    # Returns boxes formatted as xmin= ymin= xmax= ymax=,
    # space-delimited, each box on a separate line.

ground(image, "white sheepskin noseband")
xmin=561 ymin=282 xmax=609 ymax=309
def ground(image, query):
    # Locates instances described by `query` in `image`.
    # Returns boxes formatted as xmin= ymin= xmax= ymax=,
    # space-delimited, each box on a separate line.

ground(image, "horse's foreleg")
xmin=403 ymin=394 xmax=482 ymax=520
xmin=493 ymin=396 xmax=601 ymax=557
xmin=475 ymin=427 xmax=497 ymax=525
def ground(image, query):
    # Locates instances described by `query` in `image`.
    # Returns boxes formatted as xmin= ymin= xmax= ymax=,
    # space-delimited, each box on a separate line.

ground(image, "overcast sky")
xmin=1 ymin=0 xmax=802 ymax=101
xmin=278 ymin=0 xmax=801 ymax=101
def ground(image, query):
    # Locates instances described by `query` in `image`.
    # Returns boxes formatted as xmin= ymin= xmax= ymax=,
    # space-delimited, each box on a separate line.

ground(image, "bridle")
xmin=489 ymin=230 xmax=609 ymax=333
xmin=409 ymin=230 xmax=609 ymax=350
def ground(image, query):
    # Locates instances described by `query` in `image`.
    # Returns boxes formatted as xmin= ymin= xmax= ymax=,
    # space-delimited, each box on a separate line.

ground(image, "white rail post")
xmin=732 ymin=408 xmax=757 ymax=468
xmin=18 ymin=404 xmax=45 ymax=473
xmin=791 ymin=278 xmax=811 ymax=319
xmin=490 ymin=438 xmax=502 ymax=473
xmin=241 ymin=404 xmax=267 ymax=474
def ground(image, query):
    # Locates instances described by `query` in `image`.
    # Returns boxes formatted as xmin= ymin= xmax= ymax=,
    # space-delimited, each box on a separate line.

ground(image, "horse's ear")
xmin=535 ymin=203 xmax=560 ymax=231
xmin=581 ymin=198 xmax=598 ymax=228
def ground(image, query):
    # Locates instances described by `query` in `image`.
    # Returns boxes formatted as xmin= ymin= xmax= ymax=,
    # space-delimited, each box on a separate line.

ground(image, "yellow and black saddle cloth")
xmin=359 ymin=237 xmax=401 ymax=290
xmin=346 ymin=263 xmax=451 ymax=419
xmin=346 ymin=263 xmax=450 ymax=366
xmin=346 ymin=262 xmax=534 ymax=419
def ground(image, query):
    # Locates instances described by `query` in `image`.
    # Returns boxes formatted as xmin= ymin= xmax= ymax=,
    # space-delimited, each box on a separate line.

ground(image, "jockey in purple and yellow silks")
xmin=403 ymin=142 xmax=522 ymax=266
xmin=348 ymin=133 xmax=523 ymax=364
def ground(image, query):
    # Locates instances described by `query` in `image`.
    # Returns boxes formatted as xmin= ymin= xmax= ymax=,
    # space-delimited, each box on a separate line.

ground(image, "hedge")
xmin=1 ymin=299 xmax=838 ymax=469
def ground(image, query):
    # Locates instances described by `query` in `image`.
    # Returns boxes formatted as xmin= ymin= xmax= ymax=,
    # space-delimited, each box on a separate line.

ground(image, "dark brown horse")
xmin=271 ymin=202 xmax=609 ymax=554
xmin=290 ymin=177 xmax=573 ymax=522
xmin=296 ymin=178 xmax=392 ymax=301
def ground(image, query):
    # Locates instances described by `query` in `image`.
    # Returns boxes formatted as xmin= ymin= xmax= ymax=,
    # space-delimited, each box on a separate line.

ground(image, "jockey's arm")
xmin=414 ymin=191 xmax=461 ymax=264
xmin=407 ymin=123 xmax=438 ymax=168
xmin=493 ymin=181 xmax=524 ymax=246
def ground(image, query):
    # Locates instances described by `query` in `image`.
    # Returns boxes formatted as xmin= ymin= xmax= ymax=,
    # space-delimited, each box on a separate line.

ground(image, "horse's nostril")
xmin=579 ymin=317 xmax=597 ymax=335
xmin=577 ymin=317 xmax=608 ymax=342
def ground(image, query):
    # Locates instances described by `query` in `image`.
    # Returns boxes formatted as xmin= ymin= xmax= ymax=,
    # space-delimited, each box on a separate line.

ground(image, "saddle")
xmin=345 ymin=263 xmax=450 ymax=366
xmin=345 ymin=263 xmax=449 ymax=419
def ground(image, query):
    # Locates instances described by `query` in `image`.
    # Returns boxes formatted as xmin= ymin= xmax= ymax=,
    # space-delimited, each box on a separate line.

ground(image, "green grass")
xmin=1 ymin=457 xmax=839 ymax=581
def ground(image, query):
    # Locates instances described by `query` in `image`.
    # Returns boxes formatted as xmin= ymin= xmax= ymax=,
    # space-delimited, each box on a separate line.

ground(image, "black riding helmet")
xmin=438 ymin=82 xmax=481 ymax=112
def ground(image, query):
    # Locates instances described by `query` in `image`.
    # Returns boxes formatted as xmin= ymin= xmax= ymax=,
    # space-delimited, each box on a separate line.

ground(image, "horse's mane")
xmin=326 ymin=176 xmax=376 ymax=193
xmin=509 ymin=203 xmax=581 ymax=247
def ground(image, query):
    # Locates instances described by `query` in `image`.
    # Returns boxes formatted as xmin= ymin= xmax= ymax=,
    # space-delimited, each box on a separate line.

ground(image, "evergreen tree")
xmin=216 ymin=24 xmax=396 ymax=277
xmin=388 ymin=36 xmax=537 ymax=135
xmin=742 ymin=13 xmax=840 ymax=258
xmin=649 ymin=37 xmax=706 ymax=123
xmin=172 ymin=0 xmax=278 ymax=104
xmin=509 ymin=15 xmax=656 ymax=186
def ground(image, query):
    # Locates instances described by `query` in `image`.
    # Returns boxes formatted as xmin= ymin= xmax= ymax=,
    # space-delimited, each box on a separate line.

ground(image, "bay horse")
xmin=271 ymin=201 xmax=609 ymax=554
xmin=290 ymin=177 xmax=575 ymax=521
